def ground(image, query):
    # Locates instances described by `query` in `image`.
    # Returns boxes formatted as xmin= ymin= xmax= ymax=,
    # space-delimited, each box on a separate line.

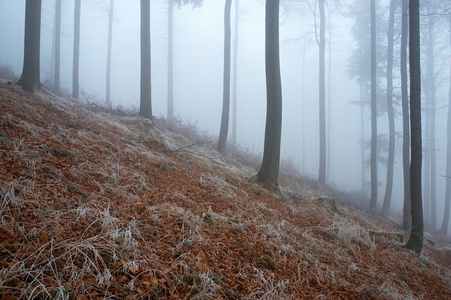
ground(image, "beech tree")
xmin=405 ymin=0 xmax=423 ymax=255
xmin=140 ymin=0 xmax=152 ymax=120
xmin=318 ymin=0 xmax=326 ymax=185
xmin=231 ymin=0 xmax=240 ymax=147
xmin=441 ymin=16 xmax=451 ymax=235
xmin=217 ymin=0 xmax=233 ymax=154
xmin=257 ymin=0 xmax=282 ymax=186
xmin=401 ymin=0 xmax=411 ymax=230
xmin=106 ymin=0 xmax=114 ymax=105
xmin=381 ymin=0 xmax=397 ymax=215
xmin=73 ymin=0 xmax=81 ymax=99
xmin=53 ymin=0 xmax=62 ymax=93
xmin=441 ymin=11 xmax=451 ymax=236
xmin=370 ymin=0 xmax=377 ymax=212
xmin=18 ymin=0 xmax=42 ymax=93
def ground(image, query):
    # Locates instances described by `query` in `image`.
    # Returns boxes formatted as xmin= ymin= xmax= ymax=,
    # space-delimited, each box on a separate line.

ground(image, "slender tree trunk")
xmin=217 ymin=0 xmax=233 ymax=155
xmin=167 ymin=0 xmax=174 ymax=122
xmin=140 ymin=0 xmax=152 ymax=120
xmin=370 ymin=0 xmax=378 ymax=212
xmin=401 ymin=0 xmax=411 ymax=230
xmin=423 ymin=88 xmax=431 ymax=224
xmin=257 ymin=0 xmax=282 ymax=186
xmin=50 ymin=14 xmax=55 ymax=84
xmin=54 ymin=0 xmax=61 ymax=93
xmin=360 ymin=86 xmax=366 ymax=193
xmin=381 ymin=0 xmax=397 ymax=215
xmin=427 ymin=11 xmax=437 ymax=229
xmin=405 ymin=0 xmax=423 ymax=255
xmin=302 ymin=42 xmax=306 ymax=173
xmin=231 ymin=0 xmax=239 ymax=147
xmin=72 ymin=0 xmax=81 ymax=99
xmin=326 ymin=10 xmax=332 ymax=182
xmin=318 ymin=0 xmax=326 ymax=185
xmin=106 ymin=0 xmax=114 ymax=105
xmin=18 ymin=0 xmax=42 ymax=93
xmin=441 ymin=16 xmax=451 ymax=236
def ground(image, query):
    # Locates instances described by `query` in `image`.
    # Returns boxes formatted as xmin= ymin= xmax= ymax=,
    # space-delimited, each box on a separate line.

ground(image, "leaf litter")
xmin=0 ymin=82 xmax=450 ymax=299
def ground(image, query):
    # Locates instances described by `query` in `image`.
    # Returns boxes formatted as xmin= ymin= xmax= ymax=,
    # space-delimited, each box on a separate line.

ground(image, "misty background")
xmin=1 ymin=0 xmax=450 ymax=232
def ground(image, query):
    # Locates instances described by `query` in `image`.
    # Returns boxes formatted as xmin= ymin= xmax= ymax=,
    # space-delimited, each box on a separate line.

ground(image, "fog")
xmin=1 ymin=0 xmax=450 ymax=233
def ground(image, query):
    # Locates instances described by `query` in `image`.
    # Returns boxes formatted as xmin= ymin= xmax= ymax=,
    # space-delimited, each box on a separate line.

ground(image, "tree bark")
xmin=17 ymin=0 xmax=42 ymax=93
xmin=441 ymin=16 xmax=451 ymax=236
xmin=217 ymin=0 xmax=233 ymax=155
xmin=72 ymin=0 xmax=81 ymax=99
xmin=405 ymin=0 xmax=423 ymax=255
xmin=257 ymin=0 xmax=282 ymax=186
xmin=426 ymin=9 xmax=437 ymax=229
xmin=53 ymin=0 xmax=61 ymax=93
xmin=318 ymin=0 xmax=326 ymax=185
xmin=381 ymin=0 xmax=397 ymax=215
xmin=327 ymin=10 xmax=332 ymax=182
xmin=140 ymin=0 xmax=152 ymax=120
xmin=167 ymin=0 xmax=174 ymax=122
xmin=106 ymin=0 xmax=114 ymax=105
xmin=231 ymin=0 xmax=239 ymax=147
xmin=360 ymin=85 xmax=366 ymax=193
xmin=370 ymin=0 xmax=378 ymax=212
xmin=401 ymin=0 xmax=411 ymax=230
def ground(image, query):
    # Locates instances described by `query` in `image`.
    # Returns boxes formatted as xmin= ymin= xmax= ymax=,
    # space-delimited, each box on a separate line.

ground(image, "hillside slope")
xmin=0 ymin=82 xmax=450 ymax=299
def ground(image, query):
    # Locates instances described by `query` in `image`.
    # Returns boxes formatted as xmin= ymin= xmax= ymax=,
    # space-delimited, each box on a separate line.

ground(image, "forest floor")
xmin=0 ymin=81 xmax=450 ymax=299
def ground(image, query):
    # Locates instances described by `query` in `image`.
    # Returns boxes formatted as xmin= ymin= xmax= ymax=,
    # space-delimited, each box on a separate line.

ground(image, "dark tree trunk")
xmin=401 ymin=0 xmax=411 ymax=230
xmin=405 ymin=0 xmax=423 ymax=255
xmin=54 ymin=0 xmax=61 ymax=93
xmin=426 ymin=10 xmax=437 ymax=229
xmin=106 ymin=0 xmax=114 ymax=105
xmin=441 ymin=16 xmax=451 ymax=236
xmin=167 ymin=0 xmax=174 ymax=122
xmin=370 ymin=0 xmax=378 ymax=212
xmin=217 ymin=0 xmax=233 ymax=155
xmin=256 ymin=0 xmax=282 ymax=186
xmin=140 ymin=0 xmax=152 ymax=120
xmin=318 ymin=0 xmax=326 ymax=185
xmin=231 ymin=0 xmax=239 ymax=147
xmin=17 ymin=0 xmax=42 ymax=93
xmin=381 ymin=0 xmax=397 ymax=215
xmin=72 ymin=0 xmax=81 ymax=99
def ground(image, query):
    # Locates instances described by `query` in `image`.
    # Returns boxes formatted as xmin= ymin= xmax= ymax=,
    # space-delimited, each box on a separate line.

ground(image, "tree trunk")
xmin=167 ymin=0 xmax=174 ymax=122
xmin=370 ymin=0 xmax=378 ymax=212
xmin=140 ymin=0 xmax=152 ymax=120
xmin=231 ymin=0 xmax=239 ymax=147
xmin=17 ymin=0 xmax=42 ymax=93
xmin=318 ymin=0 xmax=326 ymax=185
xmin=360 ymin=85 xmax=366 ymax=193
xmin=441 ymin=16 xmax=451 ymax=236
xmin=381 ymin=0 xmax=397 ymax=215
xmin=326 ymin=10 xmax=332 ymax=182
xmin=106 ymin=0 xmax=114 ymax=105
xmin=427 ymin=11 xmax=437 ymax=229
xmin=257 ymin=0 xmax=282 ymax=186
xmin=217 ymin=0 xmax=233 ymax=155
xmin=405 ymin=0 xmax=423 ymax=255
xmin=72 ymin=0 xmax=81 ymax=99
xmin=401 ymin=0 xmax=411 ymax=230
xmin=53 ymin=0 xmax=61 ymax=93
xmin=302 ymin=41 xmax=306 ymax=173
